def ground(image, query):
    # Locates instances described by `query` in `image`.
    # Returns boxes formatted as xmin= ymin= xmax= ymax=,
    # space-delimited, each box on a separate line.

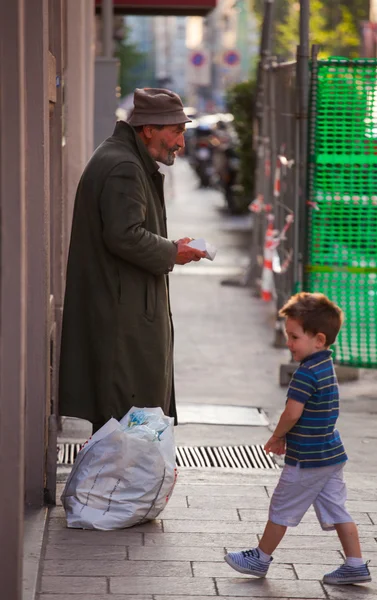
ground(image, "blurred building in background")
xmin=126 ymin=15 xmax=157 ymax=87
xmin=186 ymin=0 xmax=258 ymax=112
xmin=155 ymin=16 xmax=189 ymax=99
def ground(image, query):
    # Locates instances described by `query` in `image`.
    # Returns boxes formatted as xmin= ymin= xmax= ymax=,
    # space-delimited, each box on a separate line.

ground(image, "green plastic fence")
xmin=306 ymin=58 xmax=377 ymax=367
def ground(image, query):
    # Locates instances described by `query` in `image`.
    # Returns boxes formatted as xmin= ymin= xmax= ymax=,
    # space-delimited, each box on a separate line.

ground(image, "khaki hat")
xmin=127 ymin=88 xmax=191 ymax=126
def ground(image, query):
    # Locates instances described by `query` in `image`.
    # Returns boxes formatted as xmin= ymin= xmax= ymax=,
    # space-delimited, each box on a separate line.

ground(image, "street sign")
xmin=187 ymin=49 xmax=210 ymax=85
xmin=223 ymin=50 xmax=241 ymax=67
xmin=191 ymin=51 xmax=206 ymax=67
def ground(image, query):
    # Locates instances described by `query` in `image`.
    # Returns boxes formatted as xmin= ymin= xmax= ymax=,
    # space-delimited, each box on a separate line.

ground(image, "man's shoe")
xmin=323 ymin=562 xmax=372 ymax=585
xmin=224 ymin=547 xmax=272 ymax=577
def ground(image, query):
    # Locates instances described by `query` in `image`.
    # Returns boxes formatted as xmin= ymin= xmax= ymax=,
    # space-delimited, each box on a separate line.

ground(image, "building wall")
xmin=0 ymin=1 xmax=95 ymax=597
xmin=155 ymin=16 xmax=188 ymax=98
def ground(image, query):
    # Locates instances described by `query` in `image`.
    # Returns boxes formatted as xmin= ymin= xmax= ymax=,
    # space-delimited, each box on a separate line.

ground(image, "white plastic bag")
xmin=61 ymin=407 xmax=177 ymax=530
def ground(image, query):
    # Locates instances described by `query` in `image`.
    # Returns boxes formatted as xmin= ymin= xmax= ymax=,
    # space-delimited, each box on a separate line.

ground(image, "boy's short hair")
xmin=279 ymin=292 xmax=344 ymax=346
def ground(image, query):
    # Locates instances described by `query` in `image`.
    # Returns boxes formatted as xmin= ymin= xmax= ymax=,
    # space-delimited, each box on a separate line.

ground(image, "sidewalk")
xmin=40 ymin=469 xmax=377 ymax=599
xmin=40 ymin=158 xmax=377 ymax=599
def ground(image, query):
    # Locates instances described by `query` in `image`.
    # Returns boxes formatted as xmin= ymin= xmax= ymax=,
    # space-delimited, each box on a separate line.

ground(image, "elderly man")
xmin=59 ymin=88 xmax=205 ymax=433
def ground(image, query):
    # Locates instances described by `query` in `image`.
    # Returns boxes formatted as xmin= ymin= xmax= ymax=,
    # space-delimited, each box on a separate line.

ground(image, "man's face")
xmin=146 ymin=124 xmax=186 ymax=166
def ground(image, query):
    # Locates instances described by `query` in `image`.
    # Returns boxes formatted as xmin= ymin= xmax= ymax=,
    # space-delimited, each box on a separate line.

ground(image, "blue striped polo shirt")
xmin=285 ymin=349 xmax=347 ymax=469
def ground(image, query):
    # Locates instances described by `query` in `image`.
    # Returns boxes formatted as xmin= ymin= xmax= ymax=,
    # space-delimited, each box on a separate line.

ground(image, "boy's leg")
xmin=334 ymin=522 xmax=362 ymax=558
xmin=323 ymin=521 xmax=371 ymax=585
xmin=224 ymin=465 xmax=311 ymax=578
xmin=259 ymin=520 xmax=287 ymax=555
xmin=313 ymin=466 xmax=371 ymax=584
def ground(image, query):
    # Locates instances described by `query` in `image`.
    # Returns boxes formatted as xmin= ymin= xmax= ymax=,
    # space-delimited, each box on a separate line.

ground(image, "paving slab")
xmin=47 ymin=529 xmax=143 ymax=546
xmin=145 ymin=532 xmax=258 ymax=548
xmin=44 ymin=544 xmax=127 ymax=561
xmin=346 ymin=501 xmax=377 ymax=512
xmin=162 ymin=520 xmax=269 ymax=534
xmin=42 ymin=559 xmax=191 ymax=577
xmin=129 ymin=546 xmax=226 ymax=562
xmin=174 ymin=484 xmax=270 ymax=497
xmin=162 ymin=519 xmax=377 ymax=537
xmin=160 ymin=507 xmax=240 ymax=521
xmin=178 ymin=403 xmax=269 ymax=426
xmin=110 ymin=576 xmax=217 ymax=595
xmin=155 ymin=597 xmax=289 ymax=600
xmin=175 ymin=424 xmax=270 ymax=446
xmin=268 ymin=535 xmax=377 ymax=551
xmin=215 ymin=578 xmax=326 ymax=598
xmin=40 ymin=576 xmax=107 ymax=594
xmin=173 ymin=469 xmax=281 ymax=486
xmin=188 ymin=495 xmax=271 ymax=509
xmin=24 ymin=508 xmax=48 ymax=600
xmin=40 ymin=597 xmax=153 ymax=600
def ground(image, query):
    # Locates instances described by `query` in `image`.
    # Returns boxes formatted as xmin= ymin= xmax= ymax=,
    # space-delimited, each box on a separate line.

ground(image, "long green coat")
xmin=59 ymin=122 xmax=177 ymax=425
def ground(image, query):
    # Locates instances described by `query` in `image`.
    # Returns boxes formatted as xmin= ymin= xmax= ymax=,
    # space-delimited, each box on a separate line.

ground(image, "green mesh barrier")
xmin=306 ymin=58 xmax=377 ymax=367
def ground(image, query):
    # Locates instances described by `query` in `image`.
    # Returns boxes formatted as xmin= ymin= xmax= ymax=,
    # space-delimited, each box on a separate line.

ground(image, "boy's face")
xmin=285 ymin=317 xmax=327 ymax=362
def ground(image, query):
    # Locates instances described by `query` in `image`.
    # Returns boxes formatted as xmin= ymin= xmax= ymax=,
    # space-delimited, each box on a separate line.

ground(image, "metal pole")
xmin=244 ymin=0 xmax=274 ymax=288
xmin=255 ymin=0 xmax=274 ymax=122
xmin=293 ymin=0 xmax=310 ymax=291
xmin=102 ymin=0 xmax=113 ymax=58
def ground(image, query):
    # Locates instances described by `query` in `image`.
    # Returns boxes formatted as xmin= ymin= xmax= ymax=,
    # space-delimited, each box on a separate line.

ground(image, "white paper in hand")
xmin=188 ymin=238 xmax=217 ymax=261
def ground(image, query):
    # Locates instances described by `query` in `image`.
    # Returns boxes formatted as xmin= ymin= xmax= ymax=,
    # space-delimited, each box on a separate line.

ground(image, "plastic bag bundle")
xmin=61 ymin=407 xmax=177 ymax=530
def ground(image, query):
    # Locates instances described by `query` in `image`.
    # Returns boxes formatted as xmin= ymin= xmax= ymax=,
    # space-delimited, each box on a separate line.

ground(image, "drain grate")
xmin=57 ymin=443 xmax=83 ymax=466
xmin=176 ymin=445 xmax=278 ymax=469
xmin=57 ymin=443 xmax=278 ymax=469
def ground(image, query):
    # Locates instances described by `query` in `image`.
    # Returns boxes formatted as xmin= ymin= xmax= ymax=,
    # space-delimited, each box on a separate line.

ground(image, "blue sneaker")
xmin=323 ymin=562 xmax=372 ymax=585
xmin=224 ymin=547 xmax=272 ymax=577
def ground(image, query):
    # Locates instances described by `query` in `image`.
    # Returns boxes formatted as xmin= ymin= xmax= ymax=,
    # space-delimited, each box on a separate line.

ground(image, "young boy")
xmin=225 ymin=292 xmax=371 ymax=585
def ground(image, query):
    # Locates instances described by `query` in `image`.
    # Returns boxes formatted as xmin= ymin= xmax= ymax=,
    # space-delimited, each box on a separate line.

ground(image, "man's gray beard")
xmin=159 ymin=152 xmax=175 ymax=166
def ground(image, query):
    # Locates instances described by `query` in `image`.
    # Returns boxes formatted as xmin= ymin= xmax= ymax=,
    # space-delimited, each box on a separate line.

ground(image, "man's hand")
xmin=174 ymin=237 xmax=206 ymax=265
xmin=264 ymin=435 xmax=286 ymax=456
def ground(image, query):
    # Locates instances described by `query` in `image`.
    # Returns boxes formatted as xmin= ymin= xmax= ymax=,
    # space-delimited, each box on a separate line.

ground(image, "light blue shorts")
xmin=269 ymin=462 xmax=352 ymax=530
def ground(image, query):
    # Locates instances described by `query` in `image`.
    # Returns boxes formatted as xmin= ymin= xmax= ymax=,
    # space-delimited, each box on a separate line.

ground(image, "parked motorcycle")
xmin=211 ymin=120 xmax=242 ymax=213
xmin=191 ymin=123 xmax=216 ymax=188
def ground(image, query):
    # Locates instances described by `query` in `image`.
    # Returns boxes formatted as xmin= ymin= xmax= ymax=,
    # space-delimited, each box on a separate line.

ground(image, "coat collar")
xmin=112 ymin=121 xmax=160 ymax=175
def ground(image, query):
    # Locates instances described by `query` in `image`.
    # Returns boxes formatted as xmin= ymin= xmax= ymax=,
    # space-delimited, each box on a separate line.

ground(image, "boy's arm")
xmin=272 ymin=398 xmax=305 ymax=437
xmin=264 ymin=400 xmax=305 ymax=454
xmin=264 ymin=364 xmax=317 ymax=454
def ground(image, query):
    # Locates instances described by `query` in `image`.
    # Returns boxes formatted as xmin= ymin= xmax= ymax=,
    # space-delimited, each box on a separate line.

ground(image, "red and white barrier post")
xmin=261 ymin=214 xmax=275 ymax=302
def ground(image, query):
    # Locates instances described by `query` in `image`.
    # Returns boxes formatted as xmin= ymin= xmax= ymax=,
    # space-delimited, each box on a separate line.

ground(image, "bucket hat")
xmin=127 ymin=88 xmax=191 ymax=126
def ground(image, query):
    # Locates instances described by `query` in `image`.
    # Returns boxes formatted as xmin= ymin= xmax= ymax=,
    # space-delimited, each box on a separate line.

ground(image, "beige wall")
xmin=0 ymin=0 xmax=27 ymax=596
xmin=0 ymin=0 xmax=95 ymax=597
xmin=66 ymin=0 xmax=96 ymax=239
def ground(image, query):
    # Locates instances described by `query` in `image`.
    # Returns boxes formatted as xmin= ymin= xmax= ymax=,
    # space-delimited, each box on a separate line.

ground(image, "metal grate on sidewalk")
xmin=57 ymin=443 xmax=279 ymax=469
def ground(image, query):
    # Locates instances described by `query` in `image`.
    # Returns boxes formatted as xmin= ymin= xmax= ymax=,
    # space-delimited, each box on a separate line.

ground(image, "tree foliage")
xmin=226 ymin=80 xmax=257 ymax=200
xmin=252 ymin=0 xmax=369 ymax=60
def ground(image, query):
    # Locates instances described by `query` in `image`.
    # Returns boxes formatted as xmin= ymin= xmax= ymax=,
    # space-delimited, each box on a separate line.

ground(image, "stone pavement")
xmin=45 ymin=158 xmax=377 ymax=599
xmin=37 ymin=470 xmax=377 ymax=599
